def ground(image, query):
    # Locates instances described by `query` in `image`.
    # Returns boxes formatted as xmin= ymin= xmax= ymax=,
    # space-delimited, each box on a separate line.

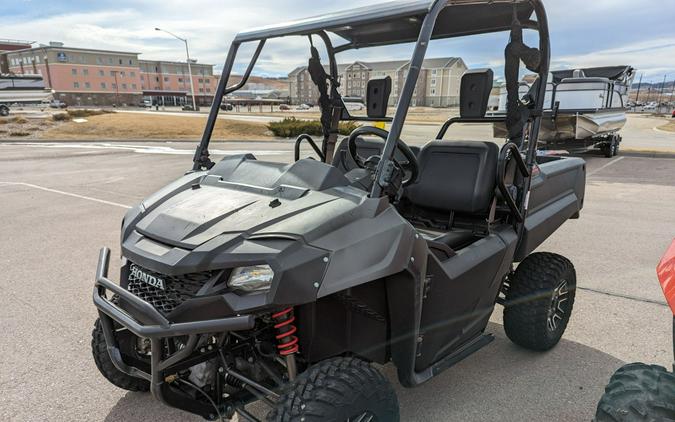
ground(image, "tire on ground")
xmin=595 ymin=363 xmax=675 ymax=421
xmin=91 ymin=318 xmax=150 ymax=392
xmin=503 ymin=252 xmax=576 ymax=351
xmin=267 ymin=357 xmax=399 ymax=422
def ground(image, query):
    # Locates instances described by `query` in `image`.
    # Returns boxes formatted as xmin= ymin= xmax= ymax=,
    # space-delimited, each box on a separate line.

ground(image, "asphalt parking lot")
xmin=1 ymin=136 xmax=675 ymax=421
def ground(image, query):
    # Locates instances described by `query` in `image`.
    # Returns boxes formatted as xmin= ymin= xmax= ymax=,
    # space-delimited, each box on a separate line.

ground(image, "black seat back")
xmin=406 ymin=141 xmax=498 ymax=215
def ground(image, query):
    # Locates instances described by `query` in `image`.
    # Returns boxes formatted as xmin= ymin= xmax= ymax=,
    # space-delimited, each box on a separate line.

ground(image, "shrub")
xmin=267 ymin=117 xmax=360 ymax=138
xmin=52 ymin=113 xmax=72 ymax=122
xmin=9 ymin=131 xmax=30 ymax=137
xmin=67 ymin=109 xmax=114 ymax=118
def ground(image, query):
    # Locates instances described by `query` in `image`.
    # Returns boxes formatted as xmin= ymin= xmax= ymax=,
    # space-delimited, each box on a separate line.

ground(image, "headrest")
xmin=460 ymin=69 xmax=494 ymax=118
xmin=572 ymin=69 xmax=586 ymax=78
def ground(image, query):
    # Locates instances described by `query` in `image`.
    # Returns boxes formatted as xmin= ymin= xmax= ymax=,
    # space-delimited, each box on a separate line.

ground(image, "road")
xmin=119 ymin=109 xmax=675 ymax=153
xmin=1 ymin=138 xmax=674 ymax=422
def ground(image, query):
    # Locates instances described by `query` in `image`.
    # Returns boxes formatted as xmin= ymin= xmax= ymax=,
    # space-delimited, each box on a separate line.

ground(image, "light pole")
xmin=155 ymin=27 xmax=197 ymax=111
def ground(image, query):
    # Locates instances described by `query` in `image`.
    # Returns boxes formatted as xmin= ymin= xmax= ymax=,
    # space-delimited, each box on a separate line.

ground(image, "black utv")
xmin=92 ymin=1 xmax=587 ymax=420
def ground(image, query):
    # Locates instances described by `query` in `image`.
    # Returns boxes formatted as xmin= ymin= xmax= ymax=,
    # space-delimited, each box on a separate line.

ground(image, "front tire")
xmin=595 ymin=363 xmax=675 ymax=421
xmin=268 ymin=357 xmax=399 ymax=422
xmin=0 ymin=106 xmax=9 ymax=117
xmin=503 ymin=253 xmax=577 ymax=351
xmin=91 ymin=319 xmax=150 ymax=392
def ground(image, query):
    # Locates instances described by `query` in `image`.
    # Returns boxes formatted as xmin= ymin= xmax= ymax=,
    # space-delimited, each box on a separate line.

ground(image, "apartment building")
xmin=4 ymin=43 xmax=143 ymax=106
xmin=139 ymin=60 xmax=216 ymax=106
xmin=288 ymin=57 xmax=467 ymax=107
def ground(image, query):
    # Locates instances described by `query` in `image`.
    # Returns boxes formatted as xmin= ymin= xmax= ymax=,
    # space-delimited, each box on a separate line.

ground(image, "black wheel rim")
xmin=547 ymin=280 xmax=569 ymax=332
xmin=348 ymin=411 xmax=377 ymax=422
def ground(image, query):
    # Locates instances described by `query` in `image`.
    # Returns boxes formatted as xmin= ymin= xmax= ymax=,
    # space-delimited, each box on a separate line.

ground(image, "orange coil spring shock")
xmin=272 ymin=307 xmax=299 ymax=356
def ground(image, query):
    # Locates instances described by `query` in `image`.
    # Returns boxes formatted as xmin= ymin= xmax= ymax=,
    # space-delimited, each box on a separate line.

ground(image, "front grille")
xmin=127 ymin=263 xmax=217 ymax=315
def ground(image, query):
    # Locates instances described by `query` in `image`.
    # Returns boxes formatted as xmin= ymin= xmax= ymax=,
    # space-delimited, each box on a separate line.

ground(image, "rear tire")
xmin=91 ymin=318 xmax=150 ymax=392
xmin=0 ymin=105 xmax=9 ymax=117
xmin=595 ymin=363 xmax=675 ymax=421
xmin=503 ymin=253 xmax=576 ymax=351
xmin=267 ymin=357 xmax=399 ymax=422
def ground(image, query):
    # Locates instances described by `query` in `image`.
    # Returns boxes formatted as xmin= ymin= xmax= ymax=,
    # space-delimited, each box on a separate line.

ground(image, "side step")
xmin=431 ymin=333 xmax=494 ymax=377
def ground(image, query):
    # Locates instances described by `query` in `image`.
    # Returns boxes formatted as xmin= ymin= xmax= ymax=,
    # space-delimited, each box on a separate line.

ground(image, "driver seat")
xmin=405 ymin=141 xmax=499 ymax=253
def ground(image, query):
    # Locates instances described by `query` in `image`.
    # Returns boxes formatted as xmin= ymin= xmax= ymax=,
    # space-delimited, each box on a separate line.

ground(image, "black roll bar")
xmin=436 ymin=116 xmax=506 ymax=140
xmin=370 ymin=0 xmax=448 ymax=198
xmin=294 ymin=134 xmax=325 ymax=162
xmin=193 ymin=40 xmax=266 ymax=171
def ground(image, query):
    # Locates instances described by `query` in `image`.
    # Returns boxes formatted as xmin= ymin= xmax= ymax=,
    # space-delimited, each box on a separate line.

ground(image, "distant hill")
xmin=227 ymin=75 xmax=288 ymax=91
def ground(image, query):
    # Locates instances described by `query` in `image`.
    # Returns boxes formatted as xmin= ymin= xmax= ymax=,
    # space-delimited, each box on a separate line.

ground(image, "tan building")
xmin=139 ymin=60 xmax=216 ymax=107
xmin=5 ymin=42 xmax=143 ymax=106
xmin=288 ymin=57 xmax=467 ymax=107
xmin=2 ymin=41 xmax=219 ymax=107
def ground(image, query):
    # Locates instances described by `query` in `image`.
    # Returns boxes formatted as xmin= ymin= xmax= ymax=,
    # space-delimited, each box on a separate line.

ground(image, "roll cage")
xmin=195 ymin=0 xmax=551 ymax=224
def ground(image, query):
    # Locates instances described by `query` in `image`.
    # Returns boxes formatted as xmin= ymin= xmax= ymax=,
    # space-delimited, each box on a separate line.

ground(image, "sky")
xmin=2 ymin=0 xmax=674 ymax=83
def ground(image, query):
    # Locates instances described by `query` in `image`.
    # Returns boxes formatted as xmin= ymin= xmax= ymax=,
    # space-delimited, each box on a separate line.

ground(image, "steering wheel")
xmin=347 ymin=126 xmax=419 ymax=187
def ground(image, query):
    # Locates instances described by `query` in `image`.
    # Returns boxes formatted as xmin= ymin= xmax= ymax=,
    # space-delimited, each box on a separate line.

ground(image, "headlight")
xmin=227 ymin=265 xmax=274 ymax=293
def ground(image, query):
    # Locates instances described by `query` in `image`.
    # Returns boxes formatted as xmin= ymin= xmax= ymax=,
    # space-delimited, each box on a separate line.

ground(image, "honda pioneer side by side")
xmin=91 ymin=1 xmax=587 ymax=420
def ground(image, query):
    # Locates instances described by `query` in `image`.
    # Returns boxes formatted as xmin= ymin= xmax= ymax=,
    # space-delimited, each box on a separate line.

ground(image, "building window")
xmin=432 ymin=69 xmax=437 ymax=75
xmin=71 ymin=68 xmax=77 ymax=75
xmin=128 ymin=59 xmax=133 ymax=65
xmin=164 ymin=77 xmax=169 ymax=82
xmin=99 ymin=70 xmax=104 ymax=77
xmin=110 ymin=71 xmax=115 ymax=77
xmin=155 ymin=77 xmax=160 ymax=82
xmin=112 ymin=83 xmax=117 ymax=89
xmin=431 ymin=79 xmax=436 ymax=86
xmin=199 ymin=88 xmax=204 ymax=93
xmin=85 ymin=82 xmax=91 ymax=89
xmin=101 ymin=82 xmax=107 ymax=89
xmin=73 ymin=82 xmax=80 ymax=88
xmin=431 ymin=89 xmax=436 ymax=95
xmin=119 ymin=59 xmax=123 ymax=65
xmin=206 ymin=88 xmax=211 ymax=93
xmin=122 ymin=83 xmax=127 ymax=90
xmin=97 ymin=57 xmax=103 ymax=64
xmin=108 ymin=57 xmax=113 ymax=64
xmin=130 ymin=71 xmax=135 ymax=77
xmin=132 ymin=84 xmax=137 ymax=90
xmin=120 ymin=71 xmax=125 ymax=77
xmin=198 ymin=78 xmax=203 ymax=83
xmin=83 ymin=69 xmax=89 ymax=76
xmin=205 ymin=79 xmax=210 ymax=84
xmin=178 ymin=78 xmax=183 ymax=83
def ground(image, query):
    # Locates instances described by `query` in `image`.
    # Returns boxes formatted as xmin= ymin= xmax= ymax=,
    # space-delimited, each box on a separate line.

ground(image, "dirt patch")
xmin=41 ymin=112 xmax=273 ymax=140
xmin=659 ymin=120 xmax=675 ymax=133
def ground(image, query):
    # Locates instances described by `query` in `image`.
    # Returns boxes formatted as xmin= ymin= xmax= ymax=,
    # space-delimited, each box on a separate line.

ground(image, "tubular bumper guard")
xmin=93 ymin=247 xmax=255 ymax=385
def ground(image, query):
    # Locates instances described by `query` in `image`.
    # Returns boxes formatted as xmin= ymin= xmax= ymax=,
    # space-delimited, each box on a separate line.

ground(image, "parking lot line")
xmin=587 ymin=156 xmax=625 ymax=177
xmin=0 ymin=181 xmax=132 ymax=209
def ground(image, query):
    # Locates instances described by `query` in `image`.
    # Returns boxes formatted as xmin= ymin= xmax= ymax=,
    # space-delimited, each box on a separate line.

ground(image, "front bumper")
xmin=93 ymin=247 xmax=255 ymax=409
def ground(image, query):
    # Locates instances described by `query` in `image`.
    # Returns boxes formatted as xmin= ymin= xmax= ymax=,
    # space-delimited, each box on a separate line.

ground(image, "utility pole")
xmin=112 ymin=70 xmax=120 ymax=106
xmin=155 ymin=27 xmax=198 ymax=111
xmin=657 ymin=74 xmax=666 ymax=110
xmin=634 ymin=72 xmax=643 ymax=104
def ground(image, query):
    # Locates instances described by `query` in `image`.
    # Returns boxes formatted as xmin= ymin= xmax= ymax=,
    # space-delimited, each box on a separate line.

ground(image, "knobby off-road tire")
xmin=267 ymin=357 xmax=399 ymax=422
xmin=91 ymin=318 xmax=150 ymax=392
xmin=595 ymin=363 xmax=675 ymax=421
xmin=503 ymin=252 xmax=576 ymax=351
